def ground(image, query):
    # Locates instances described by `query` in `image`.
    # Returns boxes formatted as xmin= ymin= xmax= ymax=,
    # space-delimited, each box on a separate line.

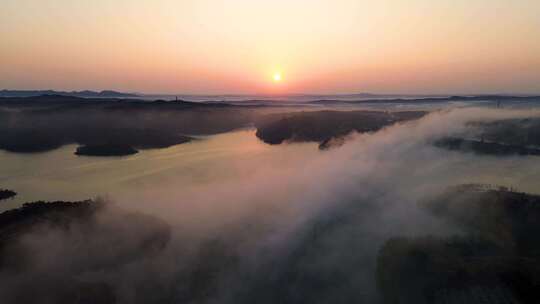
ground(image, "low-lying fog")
xmin=2 ymin=107 xmax=540 ymax=303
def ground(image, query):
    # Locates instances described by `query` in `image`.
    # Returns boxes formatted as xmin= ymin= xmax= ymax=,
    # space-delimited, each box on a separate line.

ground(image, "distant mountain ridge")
xmin=0 ymin=89 xmax=139 ymax=98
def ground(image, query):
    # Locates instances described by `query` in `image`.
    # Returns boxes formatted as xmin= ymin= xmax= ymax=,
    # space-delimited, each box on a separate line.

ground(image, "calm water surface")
xmin=0 ymin=129 xmax=317 ymax=211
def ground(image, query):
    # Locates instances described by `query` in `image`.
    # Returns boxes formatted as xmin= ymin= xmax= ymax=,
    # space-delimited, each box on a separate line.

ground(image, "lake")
xmin=0 ymin=129 xmax=318 ymax=211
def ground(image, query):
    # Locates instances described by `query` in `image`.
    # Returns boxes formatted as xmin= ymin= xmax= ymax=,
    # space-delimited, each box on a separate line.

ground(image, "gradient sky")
xmin=2 ymin=0 xmax=540 ymax=94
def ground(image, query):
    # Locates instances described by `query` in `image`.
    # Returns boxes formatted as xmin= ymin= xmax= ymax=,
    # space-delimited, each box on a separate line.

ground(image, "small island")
xmin=74 ymin=133 xmax=193 ymax=156
xmin=255 ymin=110 xmax=426 ymax=147
xmin=0 ymin=189 xmax=17 ymax=201
xmin=75 ymin=144 xmax=139 ymax=156
xmin=434 ymin=137 xmax=540 ymax=156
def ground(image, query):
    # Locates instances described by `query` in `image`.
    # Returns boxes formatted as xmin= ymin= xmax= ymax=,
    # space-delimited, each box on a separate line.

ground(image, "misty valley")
xmin=0 ymin=95 xmax=540 ymax=303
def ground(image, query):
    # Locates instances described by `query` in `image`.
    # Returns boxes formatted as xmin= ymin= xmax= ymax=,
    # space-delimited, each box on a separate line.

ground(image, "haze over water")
xmin=3 ymin=106 xmax=540 ymax=212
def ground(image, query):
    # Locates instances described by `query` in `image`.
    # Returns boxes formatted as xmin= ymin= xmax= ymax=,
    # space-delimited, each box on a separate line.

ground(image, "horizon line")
xmin=3 ymin=88 xmax=540 ymax=97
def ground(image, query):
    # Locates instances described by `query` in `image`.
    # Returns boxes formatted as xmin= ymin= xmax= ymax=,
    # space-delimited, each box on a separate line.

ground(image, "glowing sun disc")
xmin=273 ymin=73 xmax=282 ymax=82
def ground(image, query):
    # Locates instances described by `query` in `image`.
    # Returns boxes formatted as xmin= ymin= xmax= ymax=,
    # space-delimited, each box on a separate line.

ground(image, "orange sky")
xmin=1 ymin=0 xmax=540 ymax=94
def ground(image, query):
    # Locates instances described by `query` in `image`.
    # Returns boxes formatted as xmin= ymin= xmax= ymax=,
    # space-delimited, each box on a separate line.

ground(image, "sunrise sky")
xmin=2 ymin=0 xmax=540 ymax=94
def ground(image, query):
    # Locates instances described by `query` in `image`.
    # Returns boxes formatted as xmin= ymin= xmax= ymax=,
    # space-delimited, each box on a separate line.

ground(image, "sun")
xmin=273 ymin=72 xmax=282 ymax=82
